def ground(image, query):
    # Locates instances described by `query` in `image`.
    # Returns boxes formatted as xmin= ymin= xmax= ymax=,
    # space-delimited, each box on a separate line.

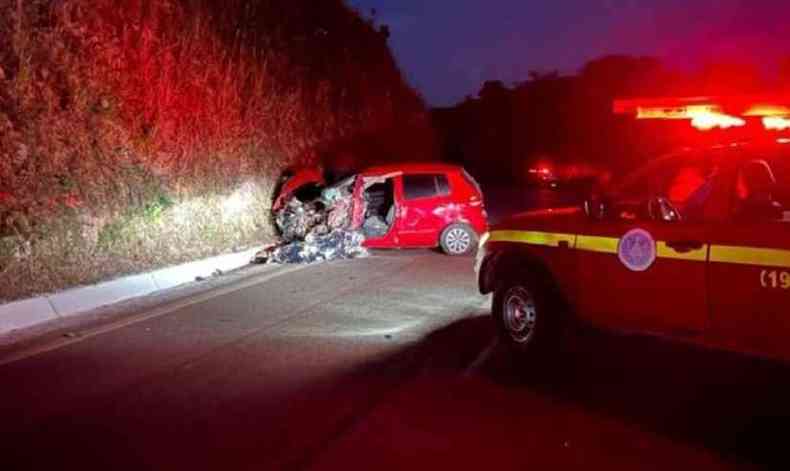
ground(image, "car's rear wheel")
xmin=440 ymin=223 xmax=476 ymax=256
xmin=493 ymin=276 xmax=560 ymax=357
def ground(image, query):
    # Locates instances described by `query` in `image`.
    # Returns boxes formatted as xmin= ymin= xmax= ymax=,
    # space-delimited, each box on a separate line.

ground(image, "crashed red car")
xmin=274 ymin=163 xmax=489 ymax=255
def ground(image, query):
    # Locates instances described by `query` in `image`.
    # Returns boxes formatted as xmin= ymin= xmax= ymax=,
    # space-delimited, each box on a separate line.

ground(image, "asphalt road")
xmin=2 ymin=249 xmax=790 ymax=469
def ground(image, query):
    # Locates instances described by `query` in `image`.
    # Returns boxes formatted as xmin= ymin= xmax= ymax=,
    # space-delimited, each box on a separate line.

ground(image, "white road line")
xmin=464 ymin=336 xmax=499 ymax=377
xmin=0 ymin=264 xmax=309 ymax=367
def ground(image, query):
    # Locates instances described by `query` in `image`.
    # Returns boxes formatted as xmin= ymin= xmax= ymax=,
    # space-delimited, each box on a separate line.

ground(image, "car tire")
xmin=492 ymin=275 xmax=560 ymax=358
xmin=439 ymin=223 xmax=476 ymax=256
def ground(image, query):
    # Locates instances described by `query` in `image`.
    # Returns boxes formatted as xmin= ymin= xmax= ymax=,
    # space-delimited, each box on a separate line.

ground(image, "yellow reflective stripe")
xmin=489 ymin=230 xmax=575 ymax=247
xmin=577 ymin=236 xmax=708 ymax=261
xmin=710 ymin=245 xmax=790 ymax=268
xmin=491 ymin=230 xmax=790 ymax=269
xmin=576 ymin=235 xmax=619 ymax=254
xmin=656 ymin=242 xmax=708 ymax=262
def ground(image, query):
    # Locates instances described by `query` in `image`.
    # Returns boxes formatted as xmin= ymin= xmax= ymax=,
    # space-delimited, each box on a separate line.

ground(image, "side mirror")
xmin=648 ymin=196 xmax=682 ymax=222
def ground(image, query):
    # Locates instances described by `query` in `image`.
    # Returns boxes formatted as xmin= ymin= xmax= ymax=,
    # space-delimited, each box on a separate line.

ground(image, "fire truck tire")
xmin=440 ymin=223 xmax=476 ymax=256
xmin=492 ymin=274 xmax=560 ymax=357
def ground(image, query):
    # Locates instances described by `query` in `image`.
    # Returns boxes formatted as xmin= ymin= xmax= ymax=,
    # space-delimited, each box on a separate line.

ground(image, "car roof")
xmin=360 ymin=162 xmax=462 ymax=177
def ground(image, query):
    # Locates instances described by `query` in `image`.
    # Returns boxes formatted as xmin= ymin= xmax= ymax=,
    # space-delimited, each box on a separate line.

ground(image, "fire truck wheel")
xmin=493 ymin=275 xmax=559 ymax=356
xmin=440 ymin=223 xmax=476 ymax=256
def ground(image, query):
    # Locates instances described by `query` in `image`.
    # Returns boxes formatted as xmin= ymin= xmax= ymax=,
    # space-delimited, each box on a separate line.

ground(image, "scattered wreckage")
xmin=256 ymin=174 xmax=368 ymax=264
xmin=255 ymin=163 xmax=489 ymax=264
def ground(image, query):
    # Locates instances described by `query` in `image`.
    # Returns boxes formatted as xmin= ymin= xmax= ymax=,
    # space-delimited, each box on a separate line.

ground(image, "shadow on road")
xmin=413 ymin=314 xmax=790 ymax=469
xmin=7 ymin=307 xmax=790 ymax=470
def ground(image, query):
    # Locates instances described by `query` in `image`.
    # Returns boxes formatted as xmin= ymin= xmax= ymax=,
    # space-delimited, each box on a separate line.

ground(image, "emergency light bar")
xmin=614 ymin=95 xmax=790 ymax=131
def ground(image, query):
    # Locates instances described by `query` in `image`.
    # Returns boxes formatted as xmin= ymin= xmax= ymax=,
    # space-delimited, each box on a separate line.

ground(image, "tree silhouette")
xmin=433 ymin=55 xmax=775 ymax=184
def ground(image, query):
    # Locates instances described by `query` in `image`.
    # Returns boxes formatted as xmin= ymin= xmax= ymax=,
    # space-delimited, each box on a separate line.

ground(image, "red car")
xmin=275 ymin=163 xmax=489 ymax=255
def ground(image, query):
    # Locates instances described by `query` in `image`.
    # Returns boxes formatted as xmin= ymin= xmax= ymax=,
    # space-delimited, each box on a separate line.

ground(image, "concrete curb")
xmin=0 ymin=297 xmax=60 ymax=333
xmin=0 ymin=247 xmax=261 ymax=335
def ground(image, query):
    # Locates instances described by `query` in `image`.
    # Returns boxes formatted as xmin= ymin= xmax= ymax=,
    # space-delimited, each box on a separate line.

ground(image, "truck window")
xmin=770 ymin=156 xmax=790 ymax=212
xmin=731 ymin=158 xmax=789 ymax=223
xmin=403 ymin=174 xmax=449 ymax=200
xmin=610 ymin=154 xmax=718 ymax=222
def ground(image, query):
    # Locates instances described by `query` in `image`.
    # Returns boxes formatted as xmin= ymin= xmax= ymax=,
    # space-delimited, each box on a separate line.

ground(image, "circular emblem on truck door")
xmin=618 ymin=228 xmax=657 ymax=272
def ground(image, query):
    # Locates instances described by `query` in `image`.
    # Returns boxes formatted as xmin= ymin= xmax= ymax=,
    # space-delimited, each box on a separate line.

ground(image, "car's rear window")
xmin=403 ymin=174 xmax=451 ymax=200
xmin=461 ymin=169 xmax=483 ymax=195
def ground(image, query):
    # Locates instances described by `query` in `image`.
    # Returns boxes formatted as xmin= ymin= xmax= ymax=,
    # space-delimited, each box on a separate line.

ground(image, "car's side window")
xmin=436 ymin=174 xmax=451 ymax=195
xmin=730 ymin=158 xmax=789 ymax=223
xmin=403 ymin=174 xmax=450 ymax=200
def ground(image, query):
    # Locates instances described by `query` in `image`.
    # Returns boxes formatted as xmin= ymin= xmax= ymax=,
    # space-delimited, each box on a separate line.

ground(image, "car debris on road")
xmin=255 ymin=175 xmax=370 ymax=265
xmin=264 ymin=229 xmax=368 ymax=264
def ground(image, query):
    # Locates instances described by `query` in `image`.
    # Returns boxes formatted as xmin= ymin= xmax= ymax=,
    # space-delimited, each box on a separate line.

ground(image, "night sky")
xmin=350 ymin=0 xmax=790 ymax=106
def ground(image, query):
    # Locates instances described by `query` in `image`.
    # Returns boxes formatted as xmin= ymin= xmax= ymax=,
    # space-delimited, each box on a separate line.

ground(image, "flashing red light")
xmin=629 ymin=103 xmax=745 ymax=130
xmin=763 ymin=116 xmax=790 ymax=131
xmin=690 ymin=111 xmax=745 ymax=131
xmin=744 ymin=105 xmax=790 ymax=117
xmin=615 ymin=95 xmax=790 ymax=132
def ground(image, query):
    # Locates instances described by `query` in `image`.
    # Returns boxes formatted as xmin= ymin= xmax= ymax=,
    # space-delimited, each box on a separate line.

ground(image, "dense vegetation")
xmin=434 ymin=55 xmax=789 ymax=183
xmin=0 ymin=0 xmax=434 ymax=301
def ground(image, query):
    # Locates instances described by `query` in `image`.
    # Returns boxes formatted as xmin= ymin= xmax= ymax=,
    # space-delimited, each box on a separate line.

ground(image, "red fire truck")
xmin=477 ymin=96 xmax=790 ymax=362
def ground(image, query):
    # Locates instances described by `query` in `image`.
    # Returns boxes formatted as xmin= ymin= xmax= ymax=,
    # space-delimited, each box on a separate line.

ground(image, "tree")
xmin=478 ymin=80 xmax=509 ymax=101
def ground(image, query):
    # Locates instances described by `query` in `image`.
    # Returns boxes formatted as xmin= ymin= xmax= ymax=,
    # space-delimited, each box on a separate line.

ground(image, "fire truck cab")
xmin=477 ymin=141 xmax=790 ymax=362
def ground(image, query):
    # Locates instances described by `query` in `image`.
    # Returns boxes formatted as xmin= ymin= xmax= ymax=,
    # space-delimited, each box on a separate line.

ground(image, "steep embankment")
xmin=0 ymin=0 xmax=434 ymax=301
